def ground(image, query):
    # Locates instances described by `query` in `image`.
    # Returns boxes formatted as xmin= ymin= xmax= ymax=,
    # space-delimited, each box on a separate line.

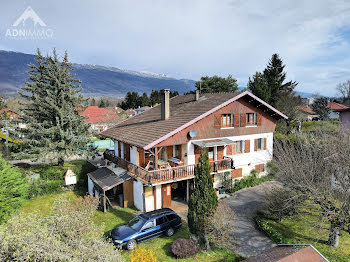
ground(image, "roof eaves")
xmin=144 ymin=91 xmax=287 ymax=150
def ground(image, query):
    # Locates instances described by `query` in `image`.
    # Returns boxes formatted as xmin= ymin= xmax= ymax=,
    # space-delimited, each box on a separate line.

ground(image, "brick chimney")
xmin=161 ymin=89 xmax=170 ymax=120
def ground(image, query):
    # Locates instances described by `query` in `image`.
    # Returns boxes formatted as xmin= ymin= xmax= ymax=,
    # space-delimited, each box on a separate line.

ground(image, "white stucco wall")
xmin=133 ymin=180 xmax=144 ymax=211
xmin=130 ymin=145 xmax=137 ymax=165
xmin=88 ymin=176 xmax=94 ymax=195
xmin=186 ymin=142 xmax=195 ymax=165
xmin=155 ymin=185 xmax=162 ymax=209
xmin=114 ymin=140 xmax=119 ymax=157
xmin=120 ymin=142 xmax=124 ymax=159
xmin=189 ymin=132 xmax=273 ymax=178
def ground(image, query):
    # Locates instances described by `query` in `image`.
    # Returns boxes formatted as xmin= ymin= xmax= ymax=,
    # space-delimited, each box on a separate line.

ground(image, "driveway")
xmin=224 ymin=181 xmax=281 ymax=257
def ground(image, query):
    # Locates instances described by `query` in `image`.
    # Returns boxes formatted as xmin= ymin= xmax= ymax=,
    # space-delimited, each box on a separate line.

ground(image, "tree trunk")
xmin=203 ymin=230 xmax=211 ymax=251
xmin=58 ymin=157 xmax=64 ymax=166
xmin=328 ymin=223 xmax=340 ymax=247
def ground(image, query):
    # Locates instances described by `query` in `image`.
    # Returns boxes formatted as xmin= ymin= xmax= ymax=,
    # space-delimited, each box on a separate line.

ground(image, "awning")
xmin=192 ymin=138 xmax=234 ymax=148
xmin=87 ymin=167 xmax=131 ymax=191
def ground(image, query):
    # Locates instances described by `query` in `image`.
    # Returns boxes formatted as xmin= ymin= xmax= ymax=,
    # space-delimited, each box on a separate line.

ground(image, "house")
xmin=327 ymin=102 xmax=349 ymax=119
xmin=134 ymin=106 xmax=151 ymax=115
xmin=0 ymin=109 xmax=26 ymax=128
xmin=96 ymin=89 xmax=287 ymax=212
xmin=299 ymin=105 xmax=318 ymax=121
xmin=125 ymin=109 xmax=136 ymax=117
xmin=333 ymin=107 xmax=350 ymax=130
xmin=243 ymin=244 xmax=329 ymax=262
xmin=79 ymin=106 xmax=120 ymax=133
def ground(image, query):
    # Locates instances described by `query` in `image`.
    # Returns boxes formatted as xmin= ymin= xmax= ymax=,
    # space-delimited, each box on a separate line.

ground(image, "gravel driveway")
xmin=224 ymin=181 xmax=281 ymax=257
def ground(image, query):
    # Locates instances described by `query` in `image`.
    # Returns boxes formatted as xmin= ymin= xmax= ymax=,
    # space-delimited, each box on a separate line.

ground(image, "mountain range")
xmin=0 ymin=50 xmax=196 ymax=97
xmin=0 ymin=50 xmax=313 ymax=98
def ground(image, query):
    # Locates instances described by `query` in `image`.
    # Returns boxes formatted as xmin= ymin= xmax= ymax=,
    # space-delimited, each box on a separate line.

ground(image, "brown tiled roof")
xmin=101 ymin=92 xmax=241 ymax=148
xmin=244 ymin=245 xmax=328 ymax=262
xmin=328 ymin=102 xmax=349 ymax=110
xmin=101 ymin=91 xmax=287 ymax=148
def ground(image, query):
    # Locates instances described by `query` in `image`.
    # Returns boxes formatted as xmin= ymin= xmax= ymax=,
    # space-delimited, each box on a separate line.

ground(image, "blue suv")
xmin=111 ymin=208 xmax=182 ymax=250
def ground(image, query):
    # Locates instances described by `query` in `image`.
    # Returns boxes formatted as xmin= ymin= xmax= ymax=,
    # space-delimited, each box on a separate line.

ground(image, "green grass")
xmin=21 ymin=192 xmax=242 ymax=262
xmin=261 ymin=212 xmax=350 ymax=262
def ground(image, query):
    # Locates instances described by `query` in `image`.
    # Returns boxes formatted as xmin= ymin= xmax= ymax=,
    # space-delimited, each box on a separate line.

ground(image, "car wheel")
xmin=126 ymin=239 xmax=136 ymax=250
xmin=165 ymin=227 xmax=174 ymax=237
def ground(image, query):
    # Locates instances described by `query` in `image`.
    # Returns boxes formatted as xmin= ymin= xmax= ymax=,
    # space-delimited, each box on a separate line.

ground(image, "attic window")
xmin=221 ymin=114 xmax=233 ymax=127
xmin=246 ymin=113 xmax=257 ymax=125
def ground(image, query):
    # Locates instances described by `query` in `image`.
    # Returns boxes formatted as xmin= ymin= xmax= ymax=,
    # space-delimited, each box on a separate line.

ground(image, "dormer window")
xmin=246 ymin=113 xmax=257 ymax=125
xmin=221 ymin=114 xmax=233 ymax=128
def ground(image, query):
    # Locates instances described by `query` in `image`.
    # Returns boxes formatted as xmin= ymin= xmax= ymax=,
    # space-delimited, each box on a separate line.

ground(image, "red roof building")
xmin=327 ymin=102 xmax=349 ymax=111
xmin=79 ymin=106 xmax=120 ymax=133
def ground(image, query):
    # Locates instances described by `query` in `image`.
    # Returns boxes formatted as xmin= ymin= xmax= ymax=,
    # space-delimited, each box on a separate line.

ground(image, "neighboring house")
xmin=134 ymin=106 xmax=151 ymax=115
xmin=333 ymin=107 xmax=350 ymax=130
xmin=97 ymin=89 xmax=287 ymax=212
xmin=114 ymin=107 xmax=125 ymax=114
xmin=327 ymin=102 xmax=349 ymax=119
xmin=79 ymin=106 xmax=120 ymax=133
xmin=243 ymin=244 xmax=329 ymax=262
xmin=125 ymin=109 xmax=136 ymax=117
xmin=0 ymin=109 xmax=26 ymax=128
xmin=299 ymin=105 xmax=318 ymax=121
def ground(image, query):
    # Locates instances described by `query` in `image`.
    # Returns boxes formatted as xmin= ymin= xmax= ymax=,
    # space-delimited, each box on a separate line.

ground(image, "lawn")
xmin=21 ymin=191 xmax=242 ymax=262
xmin=261 ymin=212 xmax=350 ymax=262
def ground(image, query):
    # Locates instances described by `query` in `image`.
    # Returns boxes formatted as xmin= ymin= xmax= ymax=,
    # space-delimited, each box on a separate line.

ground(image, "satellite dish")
xmin=188 ymin=129 xmax=197 ymax=139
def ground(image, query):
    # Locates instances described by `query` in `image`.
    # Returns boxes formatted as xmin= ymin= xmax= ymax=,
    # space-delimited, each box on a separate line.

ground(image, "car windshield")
xmin=127 ymin=216 xmax=146 ymax=231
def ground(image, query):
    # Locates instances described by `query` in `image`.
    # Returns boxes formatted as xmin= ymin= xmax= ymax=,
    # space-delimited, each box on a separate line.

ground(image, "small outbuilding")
xmin=87 ymin=167 xmax=133 ymax=212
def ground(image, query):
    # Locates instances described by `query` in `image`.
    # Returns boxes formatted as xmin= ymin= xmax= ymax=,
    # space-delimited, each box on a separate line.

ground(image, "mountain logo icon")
xmin=13 ymin=6 xmax=46 ymax=27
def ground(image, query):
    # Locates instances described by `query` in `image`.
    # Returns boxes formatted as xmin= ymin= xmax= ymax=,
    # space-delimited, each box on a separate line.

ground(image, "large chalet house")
xmin=96 ymin=89 xmax=287 ymax=212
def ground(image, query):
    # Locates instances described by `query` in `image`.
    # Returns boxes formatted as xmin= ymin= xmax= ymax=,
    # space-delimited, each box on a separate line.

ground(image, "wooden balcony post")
xmin=154 ymin=147 xmax=159 ymax=170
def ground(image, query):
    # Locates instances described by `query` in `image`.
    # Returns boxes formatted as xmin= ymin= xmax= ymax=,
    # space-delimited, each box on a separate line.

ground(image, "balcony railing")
xmin=103 ymin=152 xmax=234 ymax=184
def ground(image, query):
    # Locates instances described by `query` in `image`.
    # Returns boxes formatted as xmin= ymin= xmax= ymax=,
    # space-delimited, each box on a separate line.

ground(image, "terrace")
xmin=103 ymin=151 xmax=234 ymax=185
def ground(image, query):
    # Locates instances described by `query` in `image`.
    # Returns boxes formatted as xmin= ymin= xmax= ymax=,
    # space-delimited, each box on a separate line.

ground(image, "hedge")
xmin=255 ymin=214 xmax=285 ymax=243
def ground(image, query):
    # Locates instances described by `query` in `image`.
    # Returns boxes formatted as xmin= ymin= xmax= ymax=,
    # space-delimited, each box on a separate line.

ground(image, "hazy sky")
xmin=1 ymin=0 xmax=350 ymax=96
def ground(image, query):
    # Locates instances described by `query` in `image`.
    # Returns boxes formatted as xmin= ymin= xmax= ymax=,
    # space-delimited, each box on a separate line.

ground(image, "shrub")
xmin=255 ymin=214 xmax=285 ymax=243
xmin=0 ymin=157 xmax=29 ymax=223
xmin=41 ymin=167 xmax=64 ymax=180
xmin=0 ymin=196 xmax=123 ymax=262
xmin=232 ymin=171 xmax=274 ymax=193
xmin=171 ymin=238 xmax=200 ymax=258
xmin=27 ymin=180 xmax=64 ymax=198
xmin=129 ymin=247 xmax=157 ymax=262
xmin=266 ymin=161 xmax=278 ymax=176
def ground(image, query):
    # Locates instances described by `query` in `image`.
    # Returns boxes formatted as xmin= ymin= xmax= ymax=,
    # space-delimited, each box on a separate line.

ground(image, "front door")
xmin=162 ymin=184 xmax=171 ymax=208
xmin=208 ymin=147 xmax=214 ymax=161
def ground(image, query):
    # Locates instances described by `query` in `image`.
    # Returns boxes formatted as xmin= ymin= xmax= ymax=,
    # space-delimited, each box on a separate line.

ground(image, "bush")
xmin=0 ymin=196 xmax=123 ymax=262
xmin=232 ymin=171 xmax=274 ymax=193
xmin=171 ymin=238 xmax=200 ymax=258
xmin=255 ymin=214 xmax=285 ymax=243
xmin=41 ymin=166 xmax=64 ymax=180
xmin=129 ymin=247 xmax=157 ymax=262
xmin=28 ymin=180 xmax=64 ymax=198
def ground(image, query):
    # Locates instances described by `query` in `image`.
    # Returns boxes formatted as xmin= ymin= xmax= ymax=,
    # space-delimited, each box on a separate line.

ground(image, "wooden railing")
xmin=104 ymin=152 xmax=234 ymax=184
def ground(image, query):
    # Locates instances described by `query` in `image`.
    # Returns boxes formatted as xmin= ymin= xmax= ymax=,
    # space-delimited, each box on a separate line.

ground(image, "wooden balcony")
xmin=103 ymin=152 xmax=234 ymax=185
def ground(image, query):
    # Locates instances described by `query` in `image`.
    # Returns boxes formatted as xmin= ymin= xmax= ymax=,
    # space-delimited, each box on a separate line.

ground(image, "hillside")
xmin=0 ymin=50 xmax=196 ymax=97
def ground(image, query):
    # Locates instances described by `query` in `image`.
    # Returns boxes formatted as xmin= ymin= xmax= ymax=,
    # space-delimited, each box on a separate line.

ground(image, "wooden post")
xmin=154 ymin=147 xmax=159 ymax=170
xmin=103 ymin=190 xmax=106 ymax=213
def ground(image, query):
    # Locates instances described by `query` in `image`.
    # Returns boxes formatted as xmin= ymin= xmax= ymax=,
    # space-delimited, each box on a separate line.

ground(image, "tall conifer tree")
xmin=188 ymin=147 xmax=218 ymax=250
xmin=16 ymin=49 xmax=92 ymax=165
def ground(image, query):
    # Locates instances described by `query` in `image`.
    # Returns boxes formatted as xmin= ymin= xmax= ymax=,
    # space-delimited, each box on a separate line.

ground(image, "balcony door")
xmin=208 ymin=147 xmax=214 ymax=162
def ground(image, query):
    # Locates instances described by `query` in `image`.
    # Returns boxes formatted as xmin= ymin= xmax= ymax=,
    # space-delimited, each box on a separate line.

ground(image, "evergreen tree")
xmin=311 ymin=97 xmax=330 ymax=120
xmin=188 ymin=147 xmax=218 ymax=250
xmin=150 ymin=90 xmax=160 ymax=106
xmin=16 ymin=49 xmax=92 ymax=165
xmin=248 ymin=54 xmax=298 ymax=106
xmin=0 ymin=155 xmax=29 ymax=223
xmin=90 ymin=97 xmax=96 ymax=106
xmin=99 ymin=99 xmax=106 ymax=108
xmin=195 ymin=75 xmax=238 ymax=93
xmin=138 ymin=92 xmax=150 ymax=107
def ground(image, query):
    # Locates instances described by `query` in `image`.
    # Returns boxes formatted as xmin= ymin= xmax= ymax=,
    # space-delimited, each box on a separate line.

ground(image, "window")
xmin=166 ymin=214 xmax=177 ymax=222
xmin=233 ymin=141 xmax=244 ymax=154
xmin=142 ymin=220 xmax=155 ymax=231
xmin=208 ymin=147 xmax=214 ymax=159
xmin=246 ymin=113 xmax=257 ymax=125
xmin=156 ymin=216 xmax=168 ymax=226
xmin=221 ymin=114 xmax=233 ymax=127
xmin=174 ymin=145 xmax=180 ymax=158
xmin=257 ymin=138 xmax=264 ymax=150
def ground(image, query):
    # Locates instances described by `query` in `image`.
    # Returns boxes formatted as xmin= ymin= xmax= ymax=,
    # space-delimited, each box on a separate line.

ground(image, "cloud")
xmin=0 ymin=0 xmax=350 ymax=96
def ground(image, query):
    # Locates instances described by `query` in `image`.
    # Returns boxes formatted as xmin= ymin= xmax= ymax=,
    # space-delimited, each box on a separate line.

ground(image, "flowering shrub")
xmin=129 ymin=247 xmax=157 ymax=262
xmin=171 ymin=238 xmax=200 ymax=258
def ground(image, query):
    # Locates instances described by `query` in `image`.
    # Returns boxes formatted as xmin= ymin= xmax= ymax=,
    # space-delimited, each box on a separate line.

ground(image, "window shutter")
xmin=227 ymin=144 xmax=232 ymax=155
xmin=257 ymin=113 xmax=262 ymax=126
xmin=233 ymin=114 xmax=240 ymax=127
xmin=254 ymin=139 xmax=257 ymax=151
xmin=245 ymin=140 xmax=250 ymax=153
xmin=168 ymin=146 xmax=173 ymax=159
xmin=118 ymin=141 xmax=121 ymax=157
xmin=240 ymin=113 xmax=246 ymax=127
xmin=214 ymin=115 xmax=221 ymax=128
xmin=264 ymin=138 xmax=267 ymax=150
